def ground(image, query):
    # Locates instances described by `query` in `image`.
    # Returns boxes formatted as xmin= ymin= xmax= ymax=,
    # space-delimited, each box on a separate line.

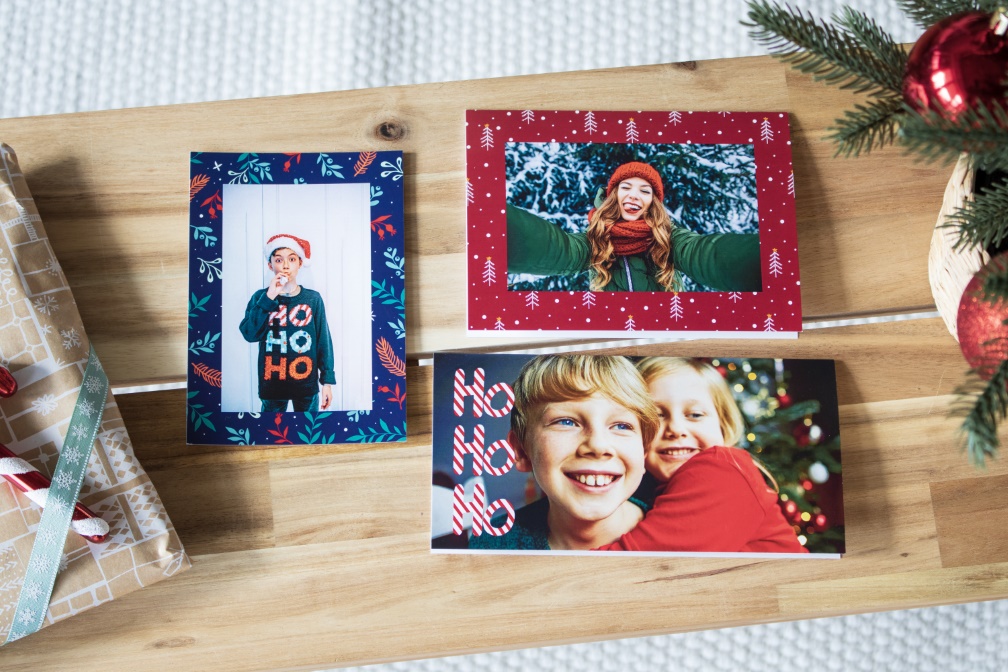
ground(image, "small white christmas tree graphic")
xmin=670 ymin=292 xmax=683 ymax=321
xmin=625 ymin=314 xmax=635 ymax=331
xmin=522 ymin=109 xmax=534 ymax=124
xmin=481 ymin=124 xmax=494 ymax=150
xmin=466 ymin=178 xmax=474 ymax=204
xmin=483 ymin=257 xmax=496 ymax=285
xmin=764 ymin=313 xmax=776 ymax=332
xmin=626 ymin=117 xmax=638 ymax=143
xmin=582 ymin=291 xmax=596 ymax=308
xmin=761 ymin=117 xmax=774 ymax=143
xmin=729 ymin=292 xmax=742 ymax=303
xmin=669 ymin=111 xmax=682 ymax=125
xmin=525 ymin=291 xmax=539 ymax=309
xmin=585 ymin=111 xmax=597 ymax=134
xmin=719 ymin=111 xmax=730 ymax=116
xmin=494 ymin=316 xmax=505 ymax=331
xmin=788 ymin=170 xmax=795 ymax=196
xmin=769 ymin=247 xmax=783 ymax=277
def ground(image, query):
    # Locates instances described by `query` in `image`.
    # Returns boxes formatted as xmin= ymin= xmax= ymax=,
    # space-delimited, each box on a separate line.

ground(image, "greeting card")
xmin=466 ymin=110 xmax=801 ymax=336
xmin=431 ymin=352 xmax=843 ymax=557
xmin=187 ymin=151 xmax=406 ymax=445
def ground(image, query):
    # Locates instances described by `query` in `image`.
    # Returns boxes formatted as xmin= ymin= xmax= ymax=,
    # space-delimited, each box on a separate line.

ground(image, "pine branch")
xmin=895 ymin=0 xmax=1003 ymax=29
xmin=828 ymin=95 xmax=905 ymax=156
xmin=949 ymin=179 xmax=1008 ymax=251
xmin=899 ymin=101 xmax=1008 ymax=170
xmin=835 ymin=7 xmax=908 ymax=85
xmin=745 ymin=0 xmax=904 ymax=96
xmin=981 ymin=250 xmax=1008 ymax=300
xmin=953 ymin=359 xmax=1008 ymax=466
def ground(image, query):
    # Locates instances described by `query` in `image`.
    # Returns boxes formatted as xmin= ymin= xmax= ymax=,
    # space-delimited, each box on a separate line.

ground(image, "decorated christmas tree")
xmin=715 ymin=358 xmax=844 ymax=554
xmin=746 ymin=0 xmax=1008 ymax=464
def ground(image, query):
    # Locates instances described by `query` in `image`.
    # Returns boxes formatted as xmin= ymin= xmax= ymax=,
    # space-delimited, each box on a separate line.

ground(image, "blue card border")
xmin=186 ymin=151 xmax=406 ymax=445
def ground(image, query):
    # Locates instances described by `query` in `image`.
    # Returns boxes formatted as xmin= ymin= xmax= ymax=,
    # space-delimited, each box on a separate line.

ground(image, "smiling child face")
xmin=513 ymin=393 xmax=645 ymax=524
xmin=616 ymin=177 xmax=654 ymax=221
xmin=269 ymin=247 xmax=302 ymax=284
xmin=645 ymin=368 xmax=726 ymax=481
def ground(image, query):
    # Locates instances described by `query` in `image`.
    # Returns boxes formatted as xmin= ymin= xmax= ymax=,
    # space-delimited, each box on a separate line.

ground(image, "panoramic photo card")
xmin=431 ymin=351 xmax=843 ymax=557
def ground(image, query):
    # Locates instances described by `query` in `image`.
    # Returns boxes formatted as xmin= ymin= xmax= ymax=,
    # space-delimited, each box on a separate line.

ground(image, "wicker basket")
xmin=928 ymin=153 xmax=988 ymax=341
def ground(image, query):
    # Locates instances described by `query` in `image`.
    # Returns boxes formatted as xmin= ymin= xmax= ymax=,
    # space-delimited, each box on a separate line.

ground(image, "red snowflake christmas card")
xmin=465 ymin=110 xmax=802 ymax=337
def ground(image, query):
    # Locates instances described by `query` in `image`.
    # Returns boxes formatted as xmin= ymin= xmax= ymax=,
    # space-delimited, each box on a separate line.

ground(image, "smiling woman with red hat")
xmin=507 ymin=161 xmax=761 ymax=292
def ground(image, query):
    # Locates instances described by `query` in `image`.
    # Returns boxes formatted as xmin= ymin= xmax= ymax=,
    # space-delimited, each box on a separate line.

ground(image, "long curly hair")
xmin=585 ymin=188 xmax=675 ymax=291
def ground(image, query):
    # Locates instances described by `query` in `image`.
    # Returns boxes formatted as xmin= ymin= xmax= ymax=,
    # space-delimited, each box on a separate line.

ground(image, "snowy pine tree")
xmin=481 ymin=124 xmax=494 ymax=150
xmin=585 ymin=111 xmax=597 ymax=134
xmin=522 ymin=110 xmax=534 ymax=124
xmin=504 ymin=141 xmax=759 ymax=292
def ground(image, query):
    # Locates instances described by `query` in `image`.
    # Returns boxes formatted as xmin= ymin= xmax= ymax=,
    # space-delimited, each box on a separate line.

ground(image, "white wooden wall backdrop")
xmin=219 ymin=182 xmax=372 ymax=413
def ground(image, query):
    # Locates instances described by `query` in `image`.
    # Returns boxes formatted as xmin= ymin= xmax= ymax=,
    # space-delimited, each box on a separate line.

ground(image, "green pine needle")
xmin=982 ymin=255 xmax=1008 ymax=301
xmin=899 ymin=101 xmax=1008 ymax=170
xmin=948 ymin=179 xmax=1008 ymax=252
xmin=745 ymin=0 xmax=904 ymax=96
xmin=895 ymin=0 xmax=1004 ymax=30
xmin=954 ymin=359 xmax=1008 ymax=466
xmin=835 ymin=7 xmax=909 ymax=83
xmin=828 ymin=96 xmax=904 ymax=156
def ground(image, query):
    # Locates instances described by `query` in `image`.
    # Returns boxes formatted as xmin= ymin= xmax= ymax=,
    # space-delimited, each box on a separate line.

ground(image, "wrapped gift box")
xmin=0 ymin=144 xmax=189 ymax=642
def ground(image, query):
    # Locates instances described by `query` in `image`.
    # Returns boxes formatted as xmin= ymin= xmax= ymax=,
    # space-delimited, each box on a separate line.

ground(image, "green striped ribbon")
xmin=4 ymin=346 xmax=108 ymax=644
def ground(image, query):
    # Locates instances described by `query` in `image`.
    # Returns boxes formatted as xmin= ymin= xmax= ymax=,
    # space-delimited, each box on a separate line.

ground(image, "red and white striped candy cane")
xmin=0 ymin=444 xmax=109 ymax=543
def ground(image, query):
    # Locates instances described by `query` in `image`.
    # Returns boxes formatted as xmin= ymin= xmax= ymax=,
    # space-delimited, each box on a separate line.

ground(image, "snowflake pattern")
xmin=31 ymin=394 xmax=58 ymax=416
xmin=71 ymin=425 xmax=88 ymax=440
xmin=48 ymin=496 xmax=68 ymax=514
xmin=53 ymin=472 xmax=73 ymax=490
xmin=62 ymin=445 xmax=84 ymax=463
xmin=32 ymin=295 xmax=58 ymax=315
xmin=60 ymin=328 xmax=81 ymax=350
xmin=84 ymin=377 xmax=102 ymax=394
xmin=78 ymin=400 xmax=96 ymax=417
xmin=39 ymin=528 xmax=57 ymax=545
xmin=24 ymin=581 xmax=42 ymax=600
xmin=18 ymin=608 xmax=36 ymax=625
xmin=30 ymin=555 xmax=52 ymax=573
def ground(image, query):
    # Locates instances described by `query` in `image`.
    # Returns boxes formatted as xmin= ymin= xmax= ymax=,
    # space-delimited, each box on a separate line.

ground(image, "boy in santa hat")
xmin=239 ymin=233 xmax=335 ymax=412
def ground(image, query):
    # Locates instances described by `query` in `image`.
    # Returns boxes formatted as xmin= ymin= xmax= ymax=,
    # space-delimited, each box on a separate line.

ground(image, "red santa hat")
xmin=264 ymin=233 xmax=311 ymax=267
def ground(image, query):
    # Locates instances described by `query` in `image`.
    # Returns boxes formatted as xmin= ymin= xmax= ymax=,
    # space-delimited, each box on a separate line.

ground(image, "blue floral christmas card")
xmin=186 ymin=151 xmax=406 ymax=445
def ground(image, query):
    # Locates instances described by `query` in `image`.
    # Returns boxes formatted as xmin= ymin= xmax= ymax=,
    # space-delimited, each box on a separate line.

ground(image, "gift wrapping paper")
xmin=0 ymin=143 xmax=189 ymax=641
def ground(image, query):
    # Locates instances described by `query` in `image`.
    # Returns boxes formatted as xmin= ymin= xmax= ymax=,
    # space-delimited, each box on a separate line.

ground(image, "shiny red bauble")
xmin=957 ymin=253 xmax=1008 ymax=379
xmin=903 ymin=11 xmax=1008 ymax=120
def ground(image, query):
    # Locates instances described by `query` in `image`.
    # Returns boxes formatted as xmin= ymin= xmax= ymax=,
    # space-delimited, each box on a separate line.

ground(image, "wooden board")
xmin=0 ymin=56 xmax=949 ymax=387
xmin=1 ymin=55 xmax=1001 ymax=671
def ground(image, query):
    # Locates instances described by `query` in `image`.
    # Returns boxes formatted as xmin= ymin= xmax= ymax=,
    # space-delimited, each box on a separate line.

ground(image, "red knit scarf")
xmin=609 ymin=219 xmax=653 ymax=256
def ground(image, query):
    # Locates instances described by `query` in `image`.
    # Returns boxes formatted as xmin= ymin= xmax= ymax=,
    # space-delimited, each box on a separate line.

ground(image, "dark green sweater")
xmin=239 ymin=287 xmax=336 ymax=400
xmin=506 ymin=205 xmax=762 ymax=292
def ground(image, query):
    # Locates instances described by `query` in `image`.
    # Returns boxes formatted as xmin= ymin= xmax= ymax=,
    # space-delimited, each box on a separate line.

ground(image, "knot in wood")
xmin=375 ymin=120 xmax=407 ymax=141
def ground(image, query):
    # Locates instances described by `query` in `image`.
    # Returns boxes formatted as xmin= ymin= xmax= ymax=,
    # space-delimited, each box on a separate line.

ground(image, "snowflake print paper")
xmin=187 ymin=152 xmax=407 ymax=445
xmin=465 ymin=110 xmax=802 ymax=337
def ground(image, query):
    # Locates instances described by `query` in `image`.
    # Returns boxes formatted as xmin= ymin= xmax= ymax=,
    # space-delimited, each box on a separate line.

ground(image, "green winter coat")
xmin=506 ymin=205 xmax=762 ymax=292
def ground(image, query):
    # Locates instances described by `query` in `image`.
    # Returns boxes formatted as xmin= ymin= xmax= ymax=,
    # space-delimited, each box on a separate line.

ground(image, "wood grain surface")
xmin=2 ymin=55 xmax=1004 ymax=672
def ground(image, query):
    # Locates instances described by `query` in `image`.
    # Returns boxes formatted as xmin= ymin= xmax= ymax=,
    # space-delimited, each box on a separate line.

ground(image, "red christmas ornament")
xmin=777 ymin=393 xmax=792 ymax=408
xmin=903 ymin=11 xmax=1008 ymax=120
xmin=957 ymin=253 xmax=1008 ymax=379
